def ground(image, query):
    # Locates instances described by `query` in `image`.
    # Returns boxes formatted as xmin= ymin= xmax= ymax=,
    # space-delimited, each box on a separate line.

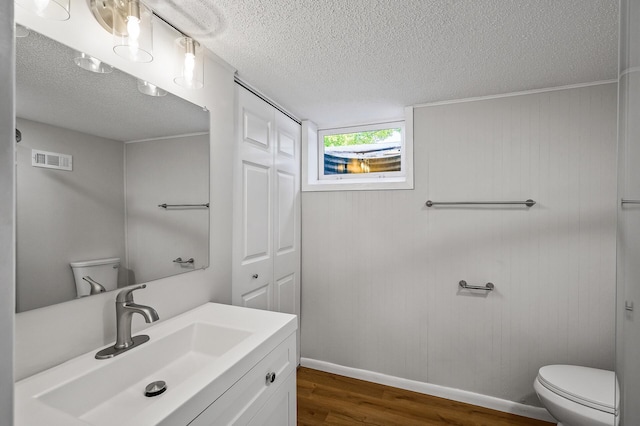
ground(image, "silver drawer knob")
xmin=265 ymin=371 xmax=276 ymax=385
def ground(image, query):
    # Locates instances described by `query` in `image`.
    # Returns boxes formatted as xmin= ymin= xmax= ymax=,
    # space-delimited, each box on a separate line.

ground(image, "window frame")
xmin=302 ymin=107 xmax=414 ymax=192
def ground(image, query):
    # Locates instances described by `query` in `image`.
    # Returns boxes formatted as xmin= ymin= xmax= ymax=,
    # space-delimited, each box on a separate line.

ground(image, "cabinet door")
xmin=247 ymin=370 xmax=296 ymax=426
xmin=187 ymin=333 xmax=297 ymax=426
xmin=232 ymin=87 xmax=275 ymax=310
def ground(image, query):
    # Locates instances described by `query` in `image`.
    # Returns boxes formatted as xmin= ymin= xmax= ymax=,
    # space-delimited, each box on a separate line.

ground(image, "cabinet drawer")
xmin=247 ymin=370 xmax=296 ymax=426
xmin=189 ymin=332 xmax=296 ymax=426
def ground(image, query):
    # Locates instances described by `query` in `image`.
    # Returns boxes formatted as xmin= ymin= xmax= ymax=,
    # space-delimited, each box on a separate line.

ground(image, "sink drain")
xmin=144 ymin=380 xmax=167 ymax=397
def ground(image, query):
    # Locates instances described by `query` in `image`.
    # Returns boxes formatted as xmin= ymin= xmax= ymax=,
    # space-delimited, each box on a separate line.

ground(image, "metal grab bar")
xmin=173 ymin=257 xmax=194 ymax=264
xmin=158 ymin=203 xmax=210 ymax=209
xmin=622 ymin=199 xmax=640 ymax=205
xmin=459 ymin=280 xmax=494 ymax=291
xmin=426 ymin=199 xmax=535 ymax=207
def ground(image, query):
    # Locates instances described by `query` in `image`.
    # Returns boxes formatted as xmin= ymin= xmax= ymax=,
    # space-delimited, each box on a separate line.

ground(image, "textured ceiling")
xmin=16 ymin=31 xmax=208 ymax=142
xmin=159 ymin=0 xmax=619 ymax=128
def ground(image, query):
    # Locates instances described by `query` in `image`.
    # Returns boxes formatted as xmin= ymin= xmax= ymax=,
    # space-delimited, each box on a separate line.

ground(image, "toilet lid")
xmin=537 ymin=365 xmax=617 ymax=414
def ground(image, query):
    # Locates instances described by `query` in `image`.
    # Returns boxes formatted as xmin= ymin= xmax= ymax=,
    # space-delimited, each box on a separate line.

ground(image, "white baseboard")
xmin=300 ymin=357 xmax=556 ymax=423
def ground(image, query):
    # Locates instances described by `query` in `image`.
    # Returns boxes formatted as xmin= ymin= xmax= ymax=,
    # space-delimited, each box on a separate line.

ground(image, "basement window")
xmin=302 ymin=108 xmax=414 ymax=191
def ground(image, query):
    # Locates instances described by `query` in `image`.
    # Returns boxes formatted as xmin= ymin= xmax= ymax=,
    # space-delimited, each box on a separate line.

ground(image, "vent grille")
xmin=32 ymin=150 xmax=73 ymax=171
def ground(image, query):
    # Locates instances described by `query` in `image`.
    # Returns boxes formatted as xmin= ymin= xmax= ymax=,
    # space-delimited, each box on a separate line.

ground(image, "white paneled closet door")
xmin=233 ymin=87 xmax=275 ymax=310
xmin=273 ymin=111 xmax=300 ymax=318
xmin=232 ymin=86 xmax=301 ymax=347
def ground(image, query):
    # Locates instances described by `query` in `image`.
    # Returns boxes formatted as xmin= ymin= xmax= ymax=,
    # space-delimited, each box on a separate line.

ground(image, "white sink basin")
xmin=15 ymin=303 xmax=297 ymax=426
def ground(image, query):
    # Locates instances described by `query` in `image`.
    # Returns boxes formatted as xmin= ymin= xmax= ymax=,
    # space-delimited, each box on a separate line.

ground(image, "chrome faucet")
xmin=95 ymin=284 xmax=159 ymax=359
xmin=82 ymin=276 xmax=106 ymax=295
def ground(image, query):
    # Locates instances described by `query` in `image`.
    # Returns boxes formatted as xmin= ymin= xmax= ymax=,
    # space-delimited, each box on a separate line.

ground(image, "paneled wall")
xmin=125 ymin=134 xmax=209 ymax=283
xmin=616 ymin=0 xmax=640 ymax=423
xmin=301 ymin=82 xmax=617 ymax=405
xmin=16 ymin=119 xmax=126 ymax=312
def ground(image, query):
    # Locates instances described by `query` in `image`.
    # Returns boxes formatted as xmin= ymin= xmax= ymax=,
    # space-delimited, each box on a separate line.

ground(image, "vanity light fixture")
xmin=90 ymin=0 xmax=153 ymax=63
xmin=74 ymin=52 xmax=113 ymax=73
xmin=137 ymin=79 xmax=167 ymax=97
xmin=174 ymin=36 xmax=204 ymax=89
xmin=15 ymin=0 xmax=70 ymax=20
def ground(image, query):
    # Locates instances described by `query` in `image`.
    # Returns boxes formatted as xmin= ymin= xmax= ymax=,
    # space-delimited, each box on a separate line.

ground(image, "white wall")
xmin=0 ymin=1 xmax=15 ymax=423
xmin=125 ymin=134 xmax=209 ymax=283
xmin=301 ymin=82 xmax=618 ymax=406
xmin=16 ymin=119 xmax=126 ymax=312
xmin=616 ymin=1 xmax=640 ymax=423
xmin=14 ymin=0 xmax=236 ymax=380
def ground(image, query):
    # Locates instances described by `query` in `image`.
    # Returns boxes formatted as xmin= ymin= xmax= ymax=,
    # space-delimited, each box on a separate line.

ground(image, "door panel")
xmin=233 ymin=88 xmax=275 ymax=308
xmin=278 ymin=130 xmax=295 ymax=158
xmin=275 ymin=273 xmax=296 ymax=315
xmin=244 ymin=110 xmax=271 ymax=149
xmin=276 ymin=171 xmax=295 ymax=254
xmin=273 ymin=111 xmax=301 ymax=361
xmin=243 ymin=162 xmax=271 ymax=262
xmin=241 ymin=284 xmax=271 ymax=310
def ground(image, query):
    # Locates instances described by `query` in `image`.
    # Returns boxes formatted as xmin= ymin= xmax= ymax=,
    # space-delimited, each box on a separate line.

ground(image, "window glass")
xmin=318 ymin=122 xmax=405 ymax=181
xmin=323 ymin=128 xmax=402 ymax=175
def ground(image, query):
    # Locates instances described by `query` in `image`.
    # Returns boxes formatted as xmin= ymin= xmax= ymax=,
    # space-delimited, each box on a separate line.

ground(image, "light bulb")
xmin=184 ymin=52 xmax=196 ymax=83
xmin=127 ymin=15 xmax=141 ymax=56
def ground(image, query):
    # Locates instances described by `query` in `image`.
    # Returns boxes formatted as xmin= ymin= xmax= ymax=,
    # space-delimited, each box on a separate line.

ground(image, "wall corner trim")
xmin=299 ymin=358 xmax=556 ymax=423
xmin=413 ymin=79 xmax=618 ymax=109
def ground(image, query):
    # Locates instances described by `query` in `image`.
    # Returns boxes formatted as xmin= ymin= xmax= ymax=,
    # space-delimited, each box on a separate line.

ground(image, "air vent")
xmin=32 ymin=149 xmax=73 ymax=171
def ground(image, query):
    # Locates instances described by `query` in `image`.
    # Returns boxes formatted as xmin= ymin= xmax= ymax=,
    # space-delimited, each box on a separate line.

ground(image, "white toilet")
xmin=70 ymin=257 xmax=120 ymax=298
xmin=534 ymin=365 xmax=618 ymax=426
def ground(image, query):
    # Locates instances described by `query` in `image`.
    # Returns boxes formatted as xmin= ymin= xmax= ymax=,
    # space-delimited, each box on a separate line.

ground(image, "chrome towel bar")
xmin=426 ymin=199 xmax=535 ymax=207
xmin=158 ymin=203 xmax=209 ymax=209
xmin=459 ymin=280 xmax=494 ymax=291
xmin=622 ymin=199 xmax=640 ymax=205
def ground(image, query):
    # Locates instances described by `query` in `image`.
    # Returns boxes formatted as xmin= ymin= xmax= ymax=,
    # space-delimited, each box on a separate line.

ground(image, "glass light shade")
xmin=74 ymin=52 xmax=113 ymax=73
xmin=137 ymin=79 xmax=167 ymax=97
xmin=15 ymin=24 xmax=30 ymax=38
xmin=112 ymin=0 xmax=153 ymax=63
xmin=174 ymin=37 xmax=204 ymax=89
xmin=15 ymin=0 xmax=70 ymax=20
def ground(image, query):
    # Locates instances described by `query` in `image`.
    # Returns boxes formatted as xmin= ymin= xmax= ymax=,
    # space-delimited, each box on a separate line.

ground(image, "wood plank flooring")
xmin=297 ymin=367 xmax=554 ymax=426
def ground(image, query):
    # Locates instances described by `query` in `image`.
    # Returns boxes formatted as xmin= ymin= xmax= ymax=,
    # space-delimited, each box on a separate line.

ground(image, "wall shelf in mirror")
xmin=158 ymin=203 xmax=210 ymax=209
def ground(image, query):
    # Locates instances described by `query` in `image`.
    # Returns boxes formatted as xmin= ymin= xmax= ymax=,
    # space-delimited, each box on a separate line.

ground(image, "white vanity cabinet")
xmin=16 ymin=303 xmax=297 ymax=426
xmin=189 ymin=332 xmax=297 ymax=425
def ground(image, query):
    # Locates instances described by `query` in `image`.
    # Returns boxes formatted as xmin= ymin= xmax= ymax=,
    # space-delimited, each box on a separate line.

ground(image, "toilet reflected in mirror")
xmin=70 ymin=258 xmax=120 ymax=298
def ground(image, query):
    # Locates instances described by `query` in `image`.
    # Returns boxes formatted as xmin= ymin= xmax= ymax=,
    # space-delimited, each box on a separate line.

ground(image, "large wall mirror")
xmin=15 ymin=29 xmax=210 ymax=313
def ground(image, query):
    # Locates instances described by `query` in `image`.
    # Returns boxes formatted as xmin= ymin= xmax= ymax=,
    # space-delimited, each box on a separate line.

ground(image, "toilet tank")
xmin=70 ymin=257 xmax=120 ymax=298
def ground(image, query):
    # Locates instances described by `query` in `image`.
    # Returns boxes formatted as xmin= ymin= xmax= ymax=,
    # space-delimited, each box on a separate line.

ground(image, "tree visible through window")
xmin=323 ymin=127 xmax=402 ymax=175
